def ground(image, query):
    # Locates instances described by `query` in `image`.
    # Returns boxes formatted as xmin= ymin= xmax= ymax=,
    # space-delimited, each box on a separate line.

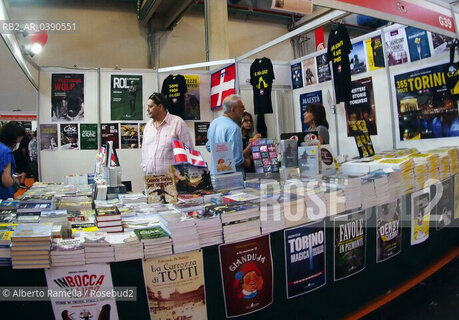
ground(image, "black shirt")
xmin=250 ymin=57 xmax=275 ymax=114
xmin=161 ymin=74 xmax=187 ymax=118
xmin=327 ymin=25 xmax=352 ymax=103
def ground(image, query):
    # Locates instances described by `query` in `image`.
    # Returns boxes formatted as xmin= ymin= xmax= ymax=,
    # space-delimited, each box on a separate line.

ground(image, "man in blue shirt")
xmin=206 ymin=95 xmax=246 ymax=171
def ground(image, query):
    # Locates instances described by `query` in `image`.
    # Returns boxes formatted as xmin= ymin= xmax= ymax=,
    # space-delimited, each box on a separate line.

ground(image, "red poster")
xmin=219 ymin=235 xmax=273 ymax=318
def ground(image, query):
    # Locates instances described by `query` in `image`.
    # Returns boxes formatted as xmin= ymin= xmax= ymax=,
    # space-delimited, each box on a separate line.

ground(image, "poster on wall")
xmin=40 ymin=124 xmax=58 ymax=151
xmin=139 ymin=122 xmax=146 ymax=148
xmin=435 ymin=178 xmax=453 ymax=230
xmin=60 ymin=123 xmax=79 ymax=150
xmin=394 ymin=63 xmax=459 ymax=140
xmin=349 ymin=41 xmax=367 ymax=75
xmin=316 ymin=53 xmax=331 ymax=83
xmin=290 ymin=62 xmax=303 ymax=89
xmin=271 ymin=0 xmax=313 ymax=15
xmin=210 ymin=64 xmax=236 ymax=110
xmin=51 ymin=73 xmax=84 ymax=122
xmin=376 ymin=199 xmax=402 ymax=263
xmin=385 ymin=27 xmax=409 ymax=66
xmin=284 ymin=220 xmax=326 ymax=299
xmin=110 ymin=74 xmax=143 ymax=121
xmin=194 ymin=122 xmax=210 ymax=146
xmin=431 ymin=32 xmax=454 ymax=55
xmin=365 ymin=35 xmax=385 ymax=71
xmin=80 ymin=123 xmax=98 ymax=150
xmin=142 ymin=251 xmax=207 ymax=320
xmin=302 ymin=57 xmax=317 ymax=86
xmin=410 ymin=188 xmax=430 ymax=245
xmin=405 ymin=27 xmax=431 ymax=62
xmin=455 ymin=174 xmax=459 ymax=220
xmin=120 ymin=123 xmax=139 ymax=149
xmin=300 ymin=91 xmax=323 ymax=132
xmin=219 ymin=235 xmax=273 ymax=318
xmin=101 ymin=123 xmax=120 ymax=149
xmin=184 ymin=75 xmax=201 ymax=120
xmin=345 ymin=77 xmax=377 ymax=136
xmin=45 ymin=264 xmax=119 ymax=320
xmin=333 ymin=210 xmax=366 ymax=281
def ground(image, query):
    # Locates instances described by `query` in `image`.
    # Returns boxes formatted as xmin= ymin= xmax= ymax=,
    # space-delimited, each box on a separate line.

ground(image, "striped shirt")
xmin=141 ymin=112 xmax=193 ymax=174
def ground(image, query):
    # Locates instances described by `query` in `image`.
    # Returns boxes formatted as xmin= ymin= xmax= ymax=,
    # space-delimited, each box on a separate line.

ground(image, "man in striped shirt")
xmin=141 ymin=92 xmax=193 ymax=174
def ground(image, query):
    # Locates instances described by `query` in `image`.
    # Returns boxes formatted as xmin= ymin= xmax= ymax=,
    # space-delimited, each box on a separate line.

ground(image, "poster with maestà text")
xmin=376 ymin=199 xmax=402 ymax=263
xmin=410 ymin=188 xmax=430 ymax=245
xmin=394 ymin=63 xmax=459 ymax=140
xmin=219 ymin=235 xmax=273 ymax=318
xmin=45 ymin=264 xmax=119 ymax=320
xmin=284 ymin=220 xmax=326 ymax=298
xmin=334 ymin=210 xmax=366 ymax=281
xmin=300 ymin=91 xmax=322 ymax=132
xmin=142 ymin=251 xmax=207 ymax=320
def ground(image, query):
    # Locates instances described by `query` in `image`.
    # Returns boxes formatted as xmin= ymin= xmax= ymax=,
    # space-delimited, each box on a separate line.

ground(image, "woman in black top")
xmin=241 ymin=112 xmax=261 ymax=172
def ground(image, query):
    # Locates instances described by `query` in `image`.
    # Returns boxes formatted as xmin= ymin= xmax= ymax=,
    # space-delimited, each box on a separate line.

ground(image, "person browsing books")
xmin=303 ymin=103 xmax=329 ymax=144
xmin=241 ymin=112 xmax=261 ymax=172
xmin=141 ymin=92 xmax=193 ymax=174
xmin=206 ymin=95 xmax=246 ymax=172
xmin=0 ymin=122 xmax=26 ymax=200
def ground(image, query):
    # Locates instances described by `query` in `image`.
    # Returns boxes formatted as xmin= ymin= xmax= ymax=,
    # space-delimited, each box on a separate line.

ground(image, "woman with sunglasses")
xmin=241 ymin=112 xmax=261 ymax=172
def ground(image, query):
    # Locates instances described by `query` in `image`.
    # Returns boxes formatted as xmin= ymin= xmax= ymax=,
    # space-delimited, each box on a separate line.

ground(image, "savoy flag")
xmin=210 ymin=64 xmax=236 ymax=110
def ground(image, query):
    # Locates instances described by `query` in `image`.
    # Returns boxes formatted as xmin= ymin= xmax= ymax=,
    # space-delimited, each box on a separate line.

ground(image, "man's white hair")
xmin=222 ymin=94 xmax=242 ymax=114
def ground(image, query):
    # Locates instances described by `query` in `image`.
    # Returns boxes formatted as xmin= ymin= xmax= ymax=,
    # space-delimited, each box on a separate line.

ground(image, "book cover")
xmin=316 ymin=53 xmax=331 ymax=83
xmin=298 ymin=146 xmax=319 ymax=176
xmin=142 ymin=250 xmax=207 ymax=320
xmin=96 ymin=207 xmax=121 ymax=221
xmin=51 ymin=73 xmax=84 ymax=122
xmin=219 ymin=234 xmax=273 ymax=317
xmin=172 ymin=163 xmax=212 ymax=193
xmin=435 ymin=178 xmax=453 ymax=230
xmin=80 ymin=123 xmax=98 ymax=150
xmin=120 ymin=123 xmax=139 ymax=149
xmin=376 ymin=199 xmax=402 ymax=263
xmin=110 ymin=74 xmax=143 ymax=121
xmin=280 ymin=139 xmax=298 ymax=168
xmin=134 ymin=226 xmax=169 ymax=241
xmin=284 ymin=220 xmax=326 ymax=299
xmin=210 ymin=142 xmax=236 ymax=175
xmin=60 ymin=123 xmax=79 ymax=150
xmin=11 ymin=223 xmax=53 ymax=241
xmin=0 ymin=200 xmax=20 ymax=209
xmin=194 ymin=122 xmax=210 ymax=146
xmin=45 ymin=263 xmax=119 ymax=320
xmin=411 ymin=188 xmax=430 ymax=245
xmin=333 ymin=210 xmax=366 ymax=281
xmin=101 ymin=123 xmax=120 ymax=149
xmin=40 ymin=124 xmax=58 ymax=151
xmin=144 ymin=173 xmax=178 ymax=204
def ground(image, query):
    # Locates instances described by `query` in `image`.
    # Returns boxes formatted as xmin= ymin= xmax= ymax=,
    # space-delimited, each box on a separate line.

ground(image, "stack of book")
xmin=413 ymin=163 xmax=428 ymax=190
xmin=207 ymin=202 xmax=260 ymax=243
xmin=360 ymin=176 xmax=376 ymax=209
xmin=408 ymin=153 xmax=440 ymax=182
xmin=134 ymin=225 xmax=173 ymax=258
xmin=0 ymin=209 xmax=16 ymax=223
xmin=57 ymin=196 xmax=93 ymax=211
xmin=16 ymin=202 xmax=53 ymax=223
xmin=121 ymin=214 xmax=160 ymax=232
xmin=0 ymin=227 xmax=14 ymax=267
xmin=438 ymin=155 xmax=451 ymax=181
xmin=118 ymin=193 xmax=147 ymax=204
xmin=430 ymin=148 xmax=459 ymax=176
xmin=281 ymin=192 xmax=308 ymax=228
xmin=211 ymin=172 xmax=244 ymax=191
xmin=10 ymin=223 xmax=52 ymax=269
xmin=107 ymin=232 xmax=143 ymax=261
xmin=369 ymin=172 xmax=391 ymax=206
xmin=95 ymin=207 xmax=123 ymax=233
xmin=81 ymin=232 xmax=115 ymax=264
xmin=68 ymin=210 xmax=97 ymax=231
xmin=259 ymin=198 xmax=285 ymax=234
xmin=19 ymin=194 xmax=54 ymax=205
xmin=322 ymin=174 xmax=362 ymax=211
xmin=304 ymin=189 xmax=326 ymax=222
xmin=324 ymin=188 xmax=346 ymax=216
xmin=0 ymin=200 xmax=20 ymax=211
xmin=50 ymin=238 xmax=85 ymax=267
xmin=373 ymin=158 xmax=415 ymax=195
xmin=159 ymin=211 xmax=200 ymax=253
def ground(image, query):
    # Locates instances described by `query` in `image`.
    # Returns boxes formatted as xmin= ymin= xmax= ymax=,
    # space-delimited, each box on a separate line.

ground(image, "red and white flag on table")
xmin=172 ymin=140 xmax=206 ymax=167
xmin=210 ymin=63 xmax=236 ymax=110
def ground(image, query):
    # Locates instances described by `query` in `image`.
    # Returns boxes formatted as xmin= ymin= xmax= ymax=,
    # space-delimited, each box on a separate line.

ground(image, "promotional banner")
xmin=60 ymin=123 xmax=79 ymax=150
xmin=194 ymin=122 xmax=210 ymax=146
xmin=411 ymin=188 xmax=430 ymax=245
xmin=435 ymin=178 xmax=453 ymax=230
xmin=219 ymin=235 xmax=273 ymax=318
xmin=431 ymin=32 xmax=453 ymax=55
xmin=45 ymin=264 xmax=119 ymax=320
xmin=290 ymin=62 xmax=303 ymax=89
xmin=349 ymin=41 xmax=367 ymax=75
xmin=142 ymin=251 xmax=207 ymax=320
xmin=120 ymin=123 xmax=139 ymax=149
xmin=316 ymin=53 xmax=331 ymax=83
xmin=284 ymin=220 xmax=326 ymax=299
xmin=101 ymin=123 xmax=120 ymax=149
xmin=300 ymin=91 xmax=323 ymax=132
xmin=302 ymin=57 xmax=317 ymax=86
xmin=334 ymin=210 xmax=366 ymax=281
xmin=376 ymin=199 xmax=402 ymax=263
xmin=345 ymin=77 xmax=377 ymax=136
xmin=394 ymin=63 xmax=459 ymax=140
xmin=51 ymin=73 xmax=84 ymax=121
xmin=365 ymin=35 xmax=385 ymax=71
xmin=40 ymin=124 xmax=58 ymax=151
xmin=80 ymin=123 xmax=98 ymax=150
xmin=211 ymin=64 xmax=236 ymax=110
xmin=110 ymin=74 xmax=143 ymax=121
xmin=405 ymin=27 xmax=431 ymax=62
xmin=385 ymin=27 xmax=409 ymax=66
xmin=184 ymin=75 xmax=201 ymax=120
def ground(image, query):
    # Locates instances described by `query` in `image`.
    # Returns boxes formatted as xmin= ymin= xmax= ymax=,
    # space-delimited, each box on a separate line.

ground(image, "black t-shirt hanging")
xmin=161 ymin=74 xmax=187 ymax=118
xmin=250 ymin=57 xmax=275 ymax=114
xmin=327 ymin=25 xmax=352 ymax=103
